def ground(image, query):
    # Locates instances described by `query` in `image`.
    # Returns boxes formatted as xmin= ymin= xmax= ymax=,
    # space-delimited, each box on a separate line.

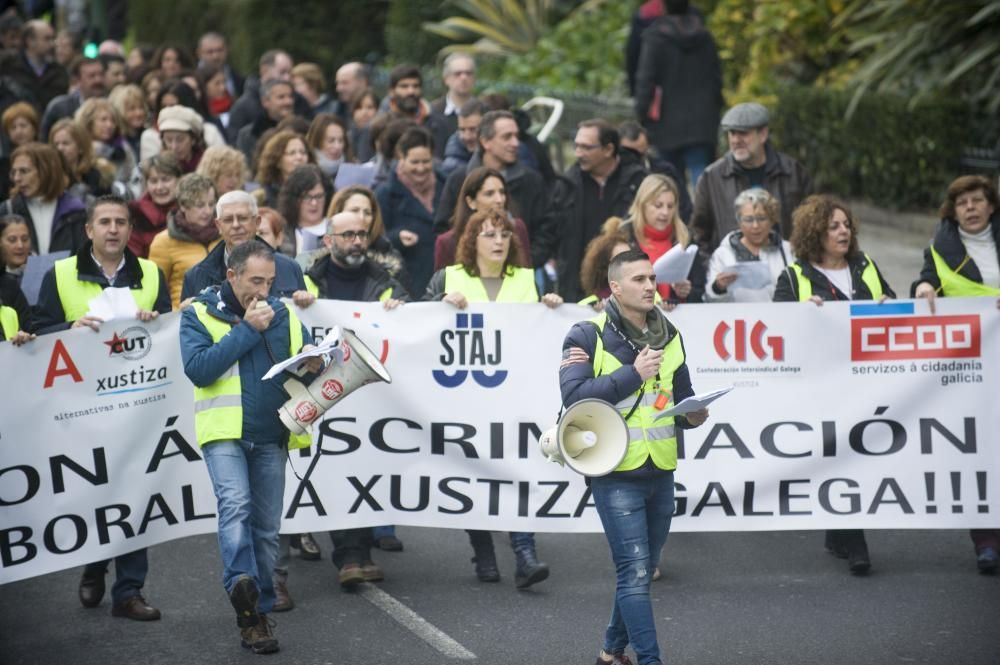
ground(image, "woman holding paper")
xmin=621 ymin=174 xmax=705 ymax=305
xmin=774 ymin=195 xmax=895 ymax=575
xmin=425 ymin=207 xmax=561 ymax=587
xmin=705 ymin=188 xmax=792 ymax=302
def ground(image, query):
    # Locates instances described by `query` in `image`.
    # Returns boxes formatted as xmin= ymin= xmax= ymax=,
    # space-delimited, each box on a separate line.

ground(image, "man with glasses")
xmin=690 ymin=102 xmax=813 ymax=253
xmin=181 ymin=190 xmax=311 ymax=306
xmin=557 ymin=118 xmax=647 ymax=302
xmin=431 ymin=53 xmax=477 ymax=138
xmin=301 ymin=209 xmax=407 ymax=590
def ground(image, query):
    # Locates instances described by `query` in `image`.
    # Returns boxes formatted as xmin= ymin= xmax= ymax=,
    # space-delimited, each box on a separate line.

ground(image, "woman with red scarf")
xmin=620 ymin=173 xmax=705 ymax=306
xmin=128 ymin=153 xmax=181 ymax=258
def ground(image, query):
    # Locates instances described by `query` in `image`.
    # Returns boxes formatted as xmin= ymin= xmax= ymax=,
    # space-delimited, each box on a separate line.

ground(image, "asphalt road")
xmin=1 ymin=526 xmax=997 ymax=665
xmin=5 ymin=210 xmax=993 ymax=665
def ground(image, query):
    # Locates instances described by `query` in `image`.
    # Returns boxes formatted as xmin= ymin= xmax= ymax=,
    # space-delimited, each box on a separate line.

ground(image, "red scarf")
xmin=639 ymin=223 xmax=674 ymax=299
xmin=209 ymin=94 xmax=232 ymax=116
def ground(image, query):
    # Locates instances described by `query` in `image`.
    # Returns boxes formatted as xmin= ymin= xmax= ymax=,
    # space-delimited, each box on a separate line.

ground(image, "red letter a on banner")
xmin=44 ymin=339 xmax=83 ymax=388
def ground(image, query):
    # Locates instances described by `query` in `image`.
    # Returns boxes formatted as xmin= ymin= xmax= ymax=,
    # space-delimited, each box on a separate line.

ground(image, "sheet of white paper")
xmin=262 ymin=325 xmax=342 ymax=380
xmin=334 ymin=163 xmax=377 ymax=190
xmin=85 ymin=287 xmax=139 ymax=321
xmin=723 ymin=261 xmax=774 ymax=290
xmin=654 ymin=386 xmax=733 ymax=419
xmin=22 ymin=251 xmax=70 ymax=305
xmin=653 ymin=244 xmax=699 ymax=284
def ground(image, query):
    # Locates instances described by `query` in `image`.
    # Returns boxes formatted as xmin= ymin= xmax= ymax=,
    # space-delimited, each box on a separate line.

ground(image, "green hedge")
xmin=769 ymin=85 xmax=973 ymax=211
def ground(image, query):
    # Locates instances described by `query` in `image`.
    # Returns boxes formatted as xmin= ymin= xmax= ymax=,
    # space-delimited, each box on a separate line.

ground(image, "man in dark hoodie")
xmin=634 ymin=0 xmax=723 ymax=191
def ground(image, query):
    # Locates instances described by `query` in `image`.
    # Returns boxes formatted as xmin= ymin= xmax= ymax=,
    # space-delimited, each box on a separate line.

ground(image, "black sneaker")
xmin=471 ymin=555 xmax=500 ymax=583
xmin=240 ymin=614 xmax=279 ymax=654
xmin=229 ymin=575 xmax=260 ymax=628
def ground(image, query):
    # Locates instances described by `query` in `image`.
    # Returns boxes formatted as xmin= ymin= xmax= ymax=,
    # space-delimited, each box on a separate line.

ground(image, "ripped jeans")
xmin=590 ymin=471 xmax=674 ymax=665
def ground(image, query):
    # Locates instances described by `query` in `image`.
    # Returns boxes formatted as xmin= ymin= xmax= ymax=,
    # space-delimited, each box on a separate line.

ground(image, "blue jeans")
xmin=202 ymin=439 xmax=286 ymax=614
xmin=84 ymin=548 xmax=148 ymax=605
xmin=591 ymin=471 xmax=675 ymax=665
xmin=662 ymin=143 xmax=713 ymax=191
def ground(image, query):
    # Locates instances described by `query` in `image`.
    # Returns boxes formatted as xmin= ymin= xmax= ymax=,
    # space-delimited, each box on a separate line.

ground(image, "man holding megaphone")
xmin=559 ymin=248 xmax=708 ymax=665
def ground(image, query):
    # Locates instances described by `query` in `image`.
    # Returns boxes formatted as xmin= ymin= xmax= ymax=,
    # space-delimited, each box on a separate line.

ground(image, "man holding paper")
xmin=32 ymin=195 xmax=170 ymax=621
xmin=559 ymin=249 xmax=708 ymax=665
xmin=33 ymin=194 xmax=171 ymax=334
xmin=180 ymin=240 xmax=320 ymax=654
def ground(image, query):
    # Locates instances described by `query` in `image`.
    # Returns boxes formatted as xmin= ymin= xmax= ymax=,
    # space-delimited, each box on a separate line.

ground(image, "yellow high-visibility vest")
xmin=929 ymin=247 xmax=1000 ymax=297
xmin=444 ymin=265 xmax=537 ymax=302
xmin=54 ymin=255 xmax=160 ymax=321
xmin=588 ymin=311 xmax=685 ymax=472
xmin=190 ymin=301 xmax=311 ymax=450
xmin=789 ymin=255 xmax=882 ymax=301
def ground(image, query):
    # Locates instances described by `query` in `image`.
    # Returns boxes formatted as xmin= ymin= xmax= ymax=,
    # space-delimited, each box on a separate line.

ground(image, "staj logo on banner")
xmin=432 ymin=312 xmax=507 ymax=388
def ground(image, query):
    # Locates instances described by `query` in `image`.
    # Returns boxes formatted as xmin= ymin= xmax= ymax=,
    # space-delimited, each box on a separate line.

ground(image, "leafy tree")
xmin=834 ymin=0 xmax=1000 ymax=116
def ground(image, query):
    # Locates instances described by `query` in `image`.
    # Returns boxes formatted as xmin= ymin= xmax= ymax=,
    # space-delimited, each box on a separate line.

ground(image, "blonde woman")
xmin=75 ymin=98 xmax=136 ymax=187
xmin=108 ymin=84 xmax=149 ymax=159
xmin=622 ymin=173 xmax=704 ymax=304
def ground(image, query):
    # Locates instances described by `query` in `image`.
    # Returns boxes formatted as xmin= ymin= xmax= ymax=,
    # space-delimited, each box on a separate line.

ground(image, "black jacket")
xmin=0 ymin=267 xmax=29 ymax=336
xmin=32 ymin=242 xmax=171 ymax=334
xmin=556 ymin=159 xmax=648 ymax=302
xmin=0 ymin=51 xmax=69 ymax=113
xmin=0 ymin=192 xmax=88 ymax=256
xmin=619 ymin=147 xmax=692 ymax=222
xmin=434 ymin=153 xmax=557 ymax=268
xmin=306 ymin=254 xmax=409 ymax=303
xmin=635 ymin=12 xmax=723 ymax=151
xmin=773 ymin=254 xmax=895 ymax=302
xmin=40 ymin=90 xmax=81 ymax=142
xmin=911 ymin=215 xmax=1000 ymax=296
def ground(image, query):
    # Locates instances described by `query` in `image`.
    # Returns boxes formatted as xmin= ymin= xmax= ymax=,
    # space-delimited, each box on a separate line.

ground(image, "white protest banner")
xmin=1 ymin=298 xmax=997 ymax=584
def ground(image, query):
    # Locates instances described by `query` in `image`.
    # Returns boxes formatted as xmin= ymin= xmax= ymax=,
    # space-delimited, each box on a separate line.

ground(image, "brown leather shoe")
xmin=272 ymin=572 xmax=294 ymax=612
xmin=361 ymin=561 xmax=384 ymax=582
xmin=78 ymin=570 xmax=105 ymax=608
xmin=338 ymin=563 xmax=365 ymax=590
xmin=111 ymin=595 xmax=162 ymax=621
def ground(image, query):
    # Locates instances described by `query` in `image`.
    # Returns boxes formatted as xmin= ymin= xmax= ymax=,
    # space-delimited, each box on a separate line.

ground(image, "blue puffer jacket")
xmin=180 ymin=283 xmax=313 ymax=444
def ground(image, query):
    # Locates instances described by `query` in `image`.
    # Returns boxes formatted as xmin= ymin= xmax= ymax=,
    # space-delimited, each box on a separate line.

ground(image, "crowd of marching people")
xmin=0 ymin=2 xmax=998 ymax=662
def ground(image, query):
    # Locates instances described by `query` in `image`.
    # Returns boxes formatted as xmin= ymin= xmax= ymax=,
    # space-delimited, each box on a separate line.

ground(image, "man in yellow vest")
xmin=559 ymin=249 xmax=708 ymax=665
xmin=913 ymin=175 xmax=1000 ymax=574
xmin=31 ymin=195 xmax=170 ymax=620
xmin=179 ymin=240 xmax=321 ymax=654
xmin=32 ymin=195 xmax=171 ymax=334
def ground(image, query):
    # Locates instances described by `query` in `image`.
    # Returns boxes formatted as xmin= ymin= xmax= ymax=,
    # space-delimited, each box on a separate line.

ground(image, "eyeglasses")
xmin=479 ymin=230 xmax=512 ymax=240
xmin=218 ymin=214 xmax=254 ymax=226
xmin=330 ymin=230 xmax=369 ymax=241
xmin=738 ymin=215 xmax=770 ymax=226
xmin=301 ymin=193 xmax=325 ymax=203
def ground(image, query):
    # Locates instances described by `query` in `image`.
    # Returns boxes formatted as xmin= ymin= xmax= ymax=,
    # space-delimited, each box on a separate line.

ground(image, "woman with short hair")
xmin=127 ymin=153 xmax=182 ymax=258
xmin=1 ymin=102 xmax=40 ymax=200
xmin=147 ymin=173 xmax=219 ymax=308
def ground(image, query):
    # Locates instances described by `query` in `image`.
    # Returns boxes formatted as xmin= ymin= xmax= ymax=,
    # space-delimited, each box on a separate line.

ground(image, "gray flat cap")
xmin=720 ymin=102 xmax=769 ymax=131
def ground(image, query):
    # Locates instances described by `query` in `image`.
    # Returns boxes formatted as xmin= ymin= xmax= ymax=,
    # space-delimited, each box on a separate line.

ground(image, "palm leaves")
xmin=423 ymin=0 xmax=559 ymax=57
xmin=835 ymin=0 xmax=1000 ymax=116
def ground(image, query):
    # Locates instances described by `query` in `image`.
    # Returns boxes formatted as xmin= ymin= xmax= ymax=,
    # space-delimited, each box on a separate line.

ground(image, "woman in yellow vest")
xmin=0 ymin=269 xmax=33 ymax=345
xmin=425 ymin=207 xmax=563 ymax=587
xmin=774 ymin=195 xmax=895 ymax=575
xmin=913 ymin=175 xmax=1000 ymax=574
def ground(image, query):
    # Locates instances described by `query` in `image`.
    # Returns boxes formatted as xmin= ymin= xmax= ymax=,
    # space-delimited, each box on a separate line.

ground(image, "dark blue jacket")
xmin=559 ymin=303 xmax=696 ymax=429
xmin=375 ymin=168 xmax=444 ymax=298
xmin=180 ymin=284 xmax=313 ymax=444
xmin=180 ymin=238 xmax=307 ymax=301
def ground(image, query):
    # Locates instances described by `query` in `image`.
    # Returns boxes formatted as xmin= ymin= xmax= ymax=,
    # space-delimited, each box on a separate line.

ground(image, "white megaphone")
xmin=538 ymin=399 xmax=629 ymax=477
xmin=278 ymin=328 xmax=392 ymax=435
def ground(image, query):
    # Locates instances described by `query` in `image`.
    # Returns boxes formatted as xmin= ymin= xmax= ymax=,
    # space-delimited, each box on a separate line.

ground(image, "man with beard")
xmin=383 ymin=64 xmax=450 ymax=160
xmin=302 ymin=209 xmax=408 ymax=589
